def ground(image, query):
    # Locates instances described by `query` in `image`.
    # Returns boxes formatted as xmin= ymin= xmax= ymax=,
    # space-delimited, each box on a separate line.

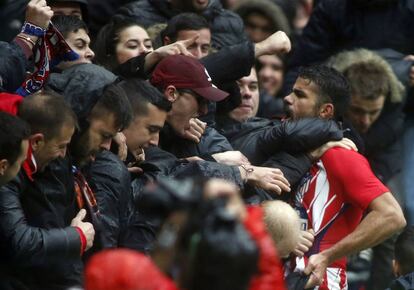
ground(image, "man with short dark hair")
xmin=162 ymin=13 xmax=211 ymax=59
xmin=284 ymin=65 xmax=406 ymax=290
xmin=216 ymin=67 xmax=349 ymax=188
xmin=52 ymin=15 xmax=95 ymax=70
xmin=121 ymin=78 xmax=171 ymax=155
xmin=0 ymin=91 xmax=95 ymax=290
xmin=82 ymin=79 xmax=166 ymax=252
xmin=70 ymin=82 xmax=132 ymax=168
xmin=0 ymin=112 xmax=30 ymax=186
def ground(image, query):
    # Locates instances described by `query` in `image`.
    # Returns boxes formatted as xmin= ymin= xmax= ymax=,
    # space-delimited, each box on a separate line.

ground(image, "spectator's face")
xmin=73 ymin=113 xmax=119 ymax=166
xmin=245 ymin=12 xmax=273 ymax=43
xmin=59 ymin=28 xmax=95 ymax=70
xmin=184 ymin=0 xmax=209 ymax=12
xmin=257 ymin=55 xmax=284 ymax=96
xmin=167 ymin=90 xmax=207 ymax=137
xmin=176 ymin=29 xmax=211 ymax=59
xmin=123 ymin=103 xmax=167 ymax=153
xmin=0 ymin=140 xmax=28 ymax=186
xmin=51 ymin=2 xmax=82 ymax=19
xmin=346 ymin=95 xmax=385 ymax=134
xmin=33 ymin=124 xmax=75 ymax=171
xmin=284 ymin=77 xmax=321 ymax=119
xmin=222 ymin=0 xmax=240 ymax=9
xmin=229 ymin=69 xmax=260 ymax=122
xmin=116 ymin=25 xmax=154 ymax=65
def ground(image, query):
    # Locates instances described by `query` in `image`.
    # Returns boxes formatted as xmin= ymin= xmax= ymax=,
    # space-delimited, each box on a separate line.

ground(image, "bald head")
xmin=262 ymin=200 xmax=300 ymax=258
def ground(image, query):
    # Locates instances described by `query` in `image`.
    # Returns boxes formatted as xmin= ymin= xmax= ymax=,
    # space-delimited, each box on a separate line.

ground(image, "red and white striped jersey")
xmin=293 ymin=147 xmax=388 ymax=289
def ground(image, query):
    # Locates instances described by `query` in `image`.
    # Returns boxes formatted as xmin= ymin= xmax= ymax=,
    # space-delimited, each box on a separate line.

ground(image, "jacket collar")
xmin=22 ymin=146 xmax=37 ymax=182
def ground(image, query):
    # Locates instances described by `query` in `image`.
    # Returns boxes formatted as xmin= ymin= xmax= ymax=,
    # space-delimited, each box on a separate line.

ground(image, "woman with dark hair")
xmin=94 ymin=16 xmax=154 ymax=72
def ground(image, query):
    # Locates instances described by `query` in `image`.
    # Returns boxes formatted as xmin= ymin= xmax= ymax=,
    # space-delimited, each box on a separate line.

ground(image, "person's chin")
xmin=238 ymin=105 xmax=253 ymax=113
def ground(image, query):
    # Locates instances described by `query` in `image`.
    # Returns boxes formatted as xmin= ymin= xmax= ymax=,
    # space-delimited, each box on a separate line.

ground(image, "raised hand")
xmin=26 ymin=0 xmax=54 ymax=29
xmin=255 ymin=31 xmax=291 ymax=57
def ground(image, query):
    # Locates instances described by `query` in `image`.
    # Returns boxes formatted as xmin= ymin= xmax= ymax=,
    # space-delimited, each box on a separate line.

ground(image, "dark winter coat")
xmin=159 ymin=125 xmax=233 ymax=160
xmin=83 ymin=150 xmax=133 ymax=252
xmin=0 ymin=0 xmax=26 ymax=42
xmin=283 ymin=0 xmax=414 ymax=93
xmin=0 ymin=41 xmax=28 ymax=93
xmin=386 ymin=272 xmax=414 ymax=290
xmin=362 ymin=101 xmax=404 ymax=182
xmin=0 ymin=158 xmax=83 ymax=290
xmin=126 ymin=145 xmax=245 ymax=253
xmin=116 ymin=0 xmax=247 ymax=49
xmin=216 ymin=116 xmax=343 ymax=165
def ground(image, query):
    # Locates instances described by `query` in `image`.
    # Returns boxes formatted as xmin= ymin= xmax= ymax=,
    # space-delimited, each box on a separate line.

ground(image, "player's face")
xmin=284 ymin=77 xmax=321 ymax=119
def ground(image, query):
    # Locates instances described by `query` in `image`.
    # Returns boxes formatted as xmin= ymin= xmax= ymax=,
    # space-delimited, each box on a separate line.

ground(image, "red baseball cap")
xmin=85 ymin=249 xmax=178 ymax=290
xmin=150 ymin=55 xmax=229 ymax=102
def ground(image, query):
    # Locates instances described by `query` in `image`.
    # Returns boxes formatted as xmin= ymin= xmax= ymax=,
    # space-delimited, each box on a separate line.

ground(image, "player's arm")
xmin=304 ymin=191 xmax=406 ymax=288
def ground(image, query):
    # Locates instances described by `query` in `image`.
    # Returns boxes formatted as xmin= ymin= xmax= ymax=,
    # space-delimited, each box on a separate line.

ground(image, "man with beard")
xmin=215 ymin=67 xmax=353 ymax=187
xmin=283 ymin=65 xmax=405 ymax=290
xmin=82 ymin=79 xmax=170 ymax=253
xmin=0 ymin=91 xmax=95 ymax=290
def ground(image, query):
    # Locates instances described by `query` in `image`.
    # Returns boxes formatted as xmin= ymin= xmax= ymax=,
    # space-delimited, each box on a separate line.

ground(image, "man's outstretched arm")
xmin=304 ymin=191 xmax=406 ymax=287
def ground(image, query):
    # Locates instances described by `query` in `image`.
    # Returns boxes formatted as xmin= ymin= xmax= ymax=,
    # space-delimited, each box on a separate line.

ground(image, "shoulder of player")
xmin=320 ymin=147 xmax=368 ymax=169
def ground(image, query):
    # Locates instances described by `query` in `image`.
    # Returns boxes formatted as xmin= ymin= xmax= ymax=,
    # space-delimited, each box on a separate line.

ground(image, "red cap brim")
xmin=192 ymin=86 xmax=229 ymax=102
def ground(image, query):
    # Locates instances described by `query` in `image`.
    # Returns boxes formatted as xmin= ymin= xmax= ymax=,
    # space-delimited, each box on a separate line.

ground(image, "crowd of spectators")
xmin=0 ymin=0 xmax=413 ymax=289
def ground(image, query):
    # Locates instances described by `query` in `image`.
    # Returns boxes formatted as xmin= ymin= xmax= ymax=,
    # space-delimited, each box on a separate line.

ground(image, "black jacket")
xmin=0 ymin=158 xmax=83 ymax=290
xmin=283 ymin=0 xmax=414 ymax=94
xmin=362 ymin=101 xmax=405 ymax=182
xmin=127 ymin=146 xmax=245 ymax=252
xmin=0 ymin=0 xmax=26 ymax=42
xmin=87 ymin=0 xmax=134 ymax=38
xmin=116 ymin=0 xmax=246 ymax=49
xmin=83 ymin=150 xmax=133 ymax=252
xmin=386 ymin=272 xmax=414 ymax=290
xmin=116 ymin=39 xmax=255 ymax=85
xmin=159 ymin=125 xmax=233 ymax=160
xmin=0 ymin=41 xmax=28 ymax=93
xmin=216 ymin=116 xmax=343 ymax=165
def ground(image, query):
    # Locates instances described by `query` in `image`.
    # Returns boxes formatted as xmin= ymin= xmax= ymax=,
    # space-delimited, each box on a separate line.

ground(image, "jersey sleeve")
xmin=321 ymin=148 xmax=389 ymax=211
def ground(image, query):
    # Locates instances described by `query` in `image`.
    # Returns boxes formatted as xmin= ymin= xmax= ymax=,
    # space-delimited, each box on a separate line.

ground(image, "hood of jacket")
xmin=327 ymin=48 xmax=405 ymax=103
xmin=234 ymin=0 xmax=291 ymax=35
xmin=47 ymin=63 xmax=117 ymax=120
